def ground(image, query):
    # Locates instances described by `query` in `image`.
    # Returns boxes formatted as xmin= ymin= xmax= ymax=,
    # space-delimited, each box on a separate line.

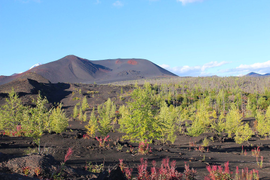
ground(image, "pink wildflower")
xmin=64 ymin=148 xmax=73 ymax=163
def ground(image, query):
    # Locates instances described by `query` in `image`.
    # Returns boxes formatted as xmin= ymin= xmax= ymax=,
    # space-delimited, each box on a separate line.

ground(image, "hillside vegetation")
xmin=84 ymin=76 xmax=270 ymax=144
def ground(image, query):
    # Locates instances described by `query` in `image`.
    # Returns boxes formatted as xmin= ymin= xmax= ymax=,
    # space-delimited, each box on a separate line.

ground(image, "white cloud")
xmin=177 ymin=0 xmax=204 ymax=5
xmin=160 ymin=61 xmax=228 ymax=76
xmin=113 ymin=1 xmax=123 ymax=7
xmin=219 ymin=60 xmax=270 ymax=76
xmin=236 ymin=61 xmax=270 ymax=70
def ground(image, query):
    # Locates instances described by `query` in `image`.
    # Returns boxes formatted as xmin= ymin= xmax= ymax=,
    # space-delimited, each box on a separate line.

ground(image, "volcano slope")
xmin=0 ymin=77 xmax=270 ymax=179
xmin=0 ymin=55 xmax=177 ymax=85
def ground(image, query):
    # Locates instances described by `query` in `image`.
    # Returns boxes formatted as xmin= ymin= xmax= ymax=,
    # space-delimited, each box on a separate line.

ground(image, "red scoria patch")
xmin=115 ymin=60 xmax=122 ymax=64
xmin=127 ymin=60 xmax=138 ymax=65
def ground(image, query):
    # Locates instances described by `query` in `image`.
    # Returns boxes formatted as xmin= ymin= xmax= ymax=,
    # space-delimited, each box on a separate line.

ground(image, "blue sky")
xmin=0 ymin=0 xmax=269 ymax=76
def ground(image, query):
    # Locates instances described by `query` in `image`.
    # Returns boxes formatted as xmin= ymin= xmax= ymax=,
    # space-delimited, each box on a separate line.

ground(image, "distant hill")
xmin=0 ymin=55 xmax=177 ymax=85
xmin=0 ymin=72 xmax=50 ymax=86
xmin=245 ymin=72 xmax=270 ymax=77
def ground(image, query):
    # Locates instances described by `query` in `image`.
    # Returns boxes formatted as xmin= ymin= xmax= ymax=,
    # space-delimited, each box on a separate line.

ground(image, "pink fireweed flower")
xmin=124 ymin=168 xmax=133 ymax=179
xmin=206 ymin=165 xmax=211 ymax=173
xmin=218 ymin=165 xmax=223 ymax=173
xmin=104 ymin=135 xmax=110 ymax=141
xmin=64 ymin=148 xmax=73 ymax=163
xmin=16 ymin=125 xmax=22 ymax=132
xmin=119 ymin=159 xmax=123 ymax=164
xmin=236 ymin=166 xmax=239 ymax=175
xmin=224 ymin=161 xmax=230 ymax=174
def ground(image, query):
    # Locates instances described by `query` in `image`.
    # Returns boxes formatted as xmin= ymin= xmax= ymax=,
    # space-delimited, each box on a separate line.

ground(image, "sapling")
xmin=0 ymin=88 xmax=25 ymax=132
xmin=73 ymin=105 xmax=78 ymax=119
xmin=49 ymin=103 xmax=68 ymax=134
xmin=78 ymin=107 xmax=83 ymax=122
xmin=96 ymin=98 xmax=116 ymax=137
xmin=234 ymin=123 xmax=253 ymax=144
xmin=83 ymin=112 xmax=87 ymax=122
xmin=21 ymin=93 xmax=51 ymax=149
xmin=81 ymin=96 xmax=89 ymax=111
xmin=85 ymin=107 xmax=97 ymax=137
xmin=156 ymin=102 xmax=178 ymax=144
xmin=119 ymin=82 xmax=162 ymax=142
xmin=225 ymin=103 xmax=243 ymax=138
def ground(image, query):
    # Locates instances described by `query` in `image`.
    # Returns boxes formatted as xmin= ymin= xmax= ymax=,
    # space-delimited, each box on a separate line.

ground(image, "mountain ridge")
xmin=0 ymin=55 xmax=177 ymax=85
xmin=244 ymin=72 xmax=270 ymax=77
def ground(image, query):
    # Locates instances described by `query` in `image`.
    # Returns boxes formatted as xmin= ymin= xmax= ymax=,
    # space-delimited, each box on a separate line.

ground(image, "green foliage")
xmin=81 ymin=96 xmax=89 ymax=111
xmin=119 ymin=82 xmax=161 ymax=142
xmin=0 ymin=88 xmax=25 ymax=132
xmin=187 ymin=101 xmax=212 ymax=137
xmin=85 ymin=162 xmax=104 ymax=173
xmin=234 ymin=123 xmax=253 ymax=144
xmin=211 ymin=113 xmax=226 ymax=134
xmin=256 ymin=106 xmax=270 ymax=137
xmin=72 ymin=97 xmax=81 ymax=101
xmin=78 ymin=107 xmax=83 ymax=122
xmin=73 ymin=105 xmax=78 ymax=119
xmin=49 ymin=104 xmax=69 ymax=134
xmin=156 ymin=102 xmax=179 ymax=144
xmin=246 ymin=98 xmax=256 ymax=117
xmin=21 ymin=94 xmax=50 ymax=144
xmin=96 ymin=98 xmax=116 ymax=136
xmin=225 ymin=104 xmax=243 ymax=138
xmin=87 ymin=91 xmax=99 ymax=94
xmin=83 ymin=112 xmax=87 ymax=122
xmin=85 ymin=107 xmax=98 ymax=137
xmin=202 ymin=137 xmax=210 ymax=147
xmin=257 ymin=96 xmax=268 ymax=110
xmin=0 ymin=90 xmax=68 ymax=145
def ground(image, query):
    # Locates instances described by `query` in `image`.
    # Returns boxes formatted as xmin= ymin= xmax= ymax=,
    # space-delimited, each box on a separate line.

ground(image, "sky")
xmin=0 ymin=0 xmax=269 ymax=77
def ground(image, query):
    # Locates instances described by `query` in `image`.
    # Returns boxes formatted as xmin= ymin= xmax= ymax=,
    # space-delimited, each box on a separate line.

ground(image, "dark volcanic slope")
xmin=92 ymin=58 xmax=177 ymax=83
xmin=0 ymin=55 xmax=177 ymax=85
xmin=28 ymin=55 xmax=111 ymax=83
xmin=0 ymin=72 xmax=50 ymax=85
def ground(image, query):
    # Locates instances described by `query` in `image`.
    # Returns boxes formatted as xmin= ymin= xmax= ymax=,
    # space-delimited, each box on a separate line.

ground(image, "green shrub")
xmin=156 ymin=102 xmax=179 ymax=144
xmin=256 ymin=106 xmax=270 ymax=137
xmin=187 ymin=102 xmax=212 ymax=137
xmin=85 ymin=98 xmax=116 ymax=137
xmin=211 ymin=113 xmax=226 ymax=134
xmin=83 ymin=112 xmax=87 ymax=122
xmin=21 ymin=93 xmax=50 ymax=144
xmin=73 ymin=105 xmax=78 ymax=119
xmin=97 ymin=98 xmax=116 ymax=136
xmin=81 ymin=96 xmax=89 ymax=111
xmin=49 ymin=103 xmax=69 ymax=134
xmin=0 ymin=90 xmax=68 ymax=145
xmin=0 ymin=88 xmax=25 ymax=132
xmin=72 ymin=97 xmax=81 ymax=101
xmin=85 ymin=107 xmax=98 ymax=137
xmin=119 ymin=82 xmax=161 ymax=142
xmin=234 ymin=123 xmax=253 ymax=144
xmin=78 ymin=107 xmax=83 ymax=122
xmin=225 ymin=103 xmax=243 ymax=138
